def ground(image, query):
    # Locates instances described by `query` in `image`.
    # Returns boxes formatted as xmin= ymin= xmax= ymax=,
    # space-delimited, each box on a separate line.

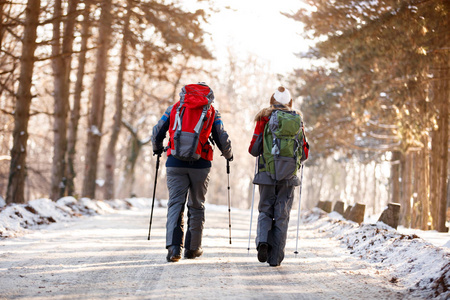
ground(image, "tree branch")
xmin=0 ymin=48 xmax=20 ymax=60
xmin=30 ymin=110 xmax=53 ymax=117
xmin=139 ymin=136 xmax=152 ymax=146
xmin=121 ymin=119 xmax=138 ymax=138
xmin=0 ymin=108 xmax=14 ymax=115
xmin=34 ymin=45 xmax=99 ymax=61
xmin=0 ymin=80 xmax=16 ymax=97
xmin=4 ymin=25 xmax=22 ymax=41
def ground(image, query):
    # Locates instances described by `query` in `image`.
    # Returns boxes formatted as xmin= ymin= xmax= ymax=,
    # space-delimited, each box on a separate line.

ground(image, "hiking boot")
xmin=184 ymin=248 xmax=203 ymax=259
xmin=166 ymin=245 xmax=182 ymax=262
xmin=269 ymin=263 xmax=280 ymax=267
xmin=257 ymin=243 xmax=269 ymax=263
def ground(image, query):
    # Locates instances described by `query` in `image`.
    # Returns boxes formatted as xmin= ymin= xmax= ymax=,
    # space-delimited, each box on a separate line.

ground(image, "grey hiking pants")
xmin=166 ymin=167 xmax=210 ymax=250
xmin=256 ymin=184 xmax=295 ymax=266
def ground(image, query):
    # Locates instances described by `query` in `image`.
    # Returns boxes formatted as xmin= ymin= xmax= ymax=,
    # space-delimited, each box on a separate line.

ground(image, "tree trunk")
xmin=117 ymin=117 xmax=153 ymax=199
xmin=356 ymin=162 xmax=362 ymax=203
xmin=66 ymin=4 xmax=91 ymax=197
xmin=410 ymin=151 xmax=418 ymax=229
xmin=340 ymin=162 xmax=348 ymax=202
xmin=50 ymin=0 xmax=78 ymax=201
xmin=391 ymin=151 xmax=401 ymax=205
xmin=361 ymin=163 xmax=367 ymax=205
xmin=400 ymin=152 xmax=412 ymax=227
xmin=436 ymin=45 xmax=449 ymax=232
xmin=117 ymin=136 xmax=141 ymax=199
xmin=372 ymin=163 xmax=377 ymax=215
xmin=50 ymin=0 xmax=65 ymax=201
xmin=412 ymin=152 xmax=420 ymax=229
xmin=61 ymin=0 xmax=79 ymax=191
xmin=316 ymin=161 xmax=326 ymax=201
xmin=420 ymin=136 xmax=430 ymax=230
xmin=81 ymin=0 xmax=113 ymax=199
xmin=307 ymin=165 xmax=315 ymax=206
xmin=103 ymin=2 xmax=132 ymax=200
xmin=430 ymin=34 xmax=450 ymax=232
xmin=0 ymin=2 xmax=5 ymax=47
xmin=6 ymin=0 xmax=40 ymax=204
xmin=430 ymin=129 xmax=440 ymax=229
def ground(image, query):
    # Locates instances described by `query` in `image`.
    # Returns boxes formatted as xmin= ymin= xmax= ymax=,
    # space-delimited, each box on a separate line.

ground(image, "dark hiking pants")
xmin=166 ymin=167 xmax=210 ymax=250
xmin=256 ymin=184 xmax=295 ymax=266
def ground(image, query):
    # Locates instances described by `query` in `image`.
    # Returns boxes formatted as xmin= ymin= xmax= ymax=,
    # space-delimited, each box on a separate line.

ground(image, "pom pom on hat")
xmin=273 ymin=86 xmax=291 ymax=105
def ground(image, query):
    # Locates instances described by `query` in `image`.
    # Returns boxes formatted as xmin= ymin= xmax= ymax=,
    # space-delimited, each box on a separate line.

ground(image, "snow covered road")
xmin=0 ymin=206 xmax=419 ymax=299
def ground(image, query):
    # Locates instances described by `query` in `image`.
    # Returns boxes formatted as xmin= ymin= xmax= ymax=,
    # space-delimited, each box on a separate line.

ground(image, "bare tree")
xmin=117 ymin=119 xmax=151 ymax=199
xmin=66 ymin=3 xmax=91 ymax=197
xmin=50 ymin=0 xmax=79 ymax=201
xmin=81 ymin=0 xmax=113 ymax=199
xmin=103 ymin=0 xmax=132 ymax=200
xmin=6 ymin=0 xmax=41 ymax=204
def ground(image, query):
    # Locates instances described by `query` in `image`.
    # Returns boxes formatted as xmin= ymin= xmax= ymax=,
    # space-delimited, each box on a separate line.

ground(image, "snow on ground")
xmin=0 ymin=197 xmax=141 ymax=239
xmin=0 ymin=198 xmax=449 ymax=299
xmin=304 ymin=210 xmax=449 ymax=299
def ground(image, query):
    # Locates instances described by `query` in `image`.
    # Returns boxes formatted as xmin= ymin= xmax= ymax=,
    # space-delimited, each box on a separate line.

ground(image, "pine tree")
xmin=288 ymin=0 xmax=449 ymax=230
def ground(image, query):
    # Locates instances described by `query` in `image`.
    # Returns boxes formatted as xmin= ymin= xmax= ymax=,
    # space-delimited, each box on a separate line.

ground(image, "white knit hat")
xmin=273 ymin=86 xmax=291 ymax=105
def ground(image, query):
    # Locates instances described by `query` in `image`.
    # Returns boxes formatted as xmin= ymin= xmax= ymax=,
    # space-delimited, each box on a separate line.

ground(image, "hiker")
xmin=152 ymin=83 xmax=233 ymax=262
xmin=248 ymin=86 xmax=308 ymax=267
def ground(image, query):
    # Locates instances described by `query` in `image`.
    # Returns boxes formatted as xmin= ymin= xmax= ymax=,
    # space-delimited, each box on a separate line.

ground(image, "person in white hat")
xmin=248 ymin=86 xmax=308 ymax=267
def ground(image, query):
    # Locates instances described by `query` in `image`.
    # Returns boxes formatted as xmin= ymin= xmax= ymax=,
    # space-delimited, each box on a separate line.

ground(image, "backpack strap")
xmin=173 ymin=107 xmax=185 ymax=158
xmin=172 ymin=87 xmax=186 ymax=157
xmin=268 ymin=111 xmax=280 ymax=155
xmin=172 ymin=88 xmax=186 ymax=131
xmin=193 ymin=105 xmax=208 ymax=133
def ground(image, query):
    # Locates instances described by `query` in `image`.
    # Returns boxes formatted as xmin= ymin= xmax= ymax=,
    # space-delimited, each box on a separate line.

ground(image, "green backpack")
xmin=260 ymin=110 xmax=303 ymax=181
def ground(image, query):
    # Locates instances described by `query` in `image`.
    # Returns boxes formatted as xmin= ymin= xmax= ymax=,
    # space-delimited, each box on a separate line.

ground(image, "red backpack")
xmin=168 ymin=83 xmax=215 ymax=161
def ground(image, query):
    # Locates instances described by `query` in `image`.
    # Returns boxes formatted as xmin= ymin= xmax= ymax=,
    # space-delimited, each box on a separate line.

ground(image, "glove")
xmin=227 ymin=155 xmax=234 ymax=162
xmin=153 ymin=148 xmax=164 ymax=156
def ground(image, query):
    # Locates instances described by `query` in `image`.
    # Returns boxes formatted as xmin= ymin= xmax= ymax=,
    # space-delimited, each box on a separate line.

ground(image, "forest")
xmin=0 ymin=0 xmax=448 ymax=232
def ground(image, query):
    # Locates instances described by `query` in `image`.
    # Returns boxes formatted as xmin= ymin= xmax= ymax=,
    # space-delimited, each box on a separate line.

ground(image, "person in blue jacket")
xmin=152 ymin=83 xmax=233 ymax=262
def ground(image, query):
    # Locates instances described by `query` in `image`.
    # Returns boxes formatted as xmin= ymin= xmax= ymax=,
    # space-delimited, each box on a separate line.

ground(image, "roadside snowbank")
xmin=0 ymin=197 xmax=147 ymax=238
xmin=302 ymin=208 xmax=449 ymax=299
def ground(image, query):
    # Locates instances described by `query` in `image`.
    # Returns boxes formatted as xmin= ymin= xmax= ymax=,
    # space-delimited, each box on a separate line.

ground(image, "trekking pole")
xmin=247 ymin=157 xmax=258 ymax=253
xmin=147 ymin=153 xmax=161 ymax=240
xmin=294 ymin=164 xmax=304 ymax=256
xmin=227 ymin=159 xmax=232 ymax=244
